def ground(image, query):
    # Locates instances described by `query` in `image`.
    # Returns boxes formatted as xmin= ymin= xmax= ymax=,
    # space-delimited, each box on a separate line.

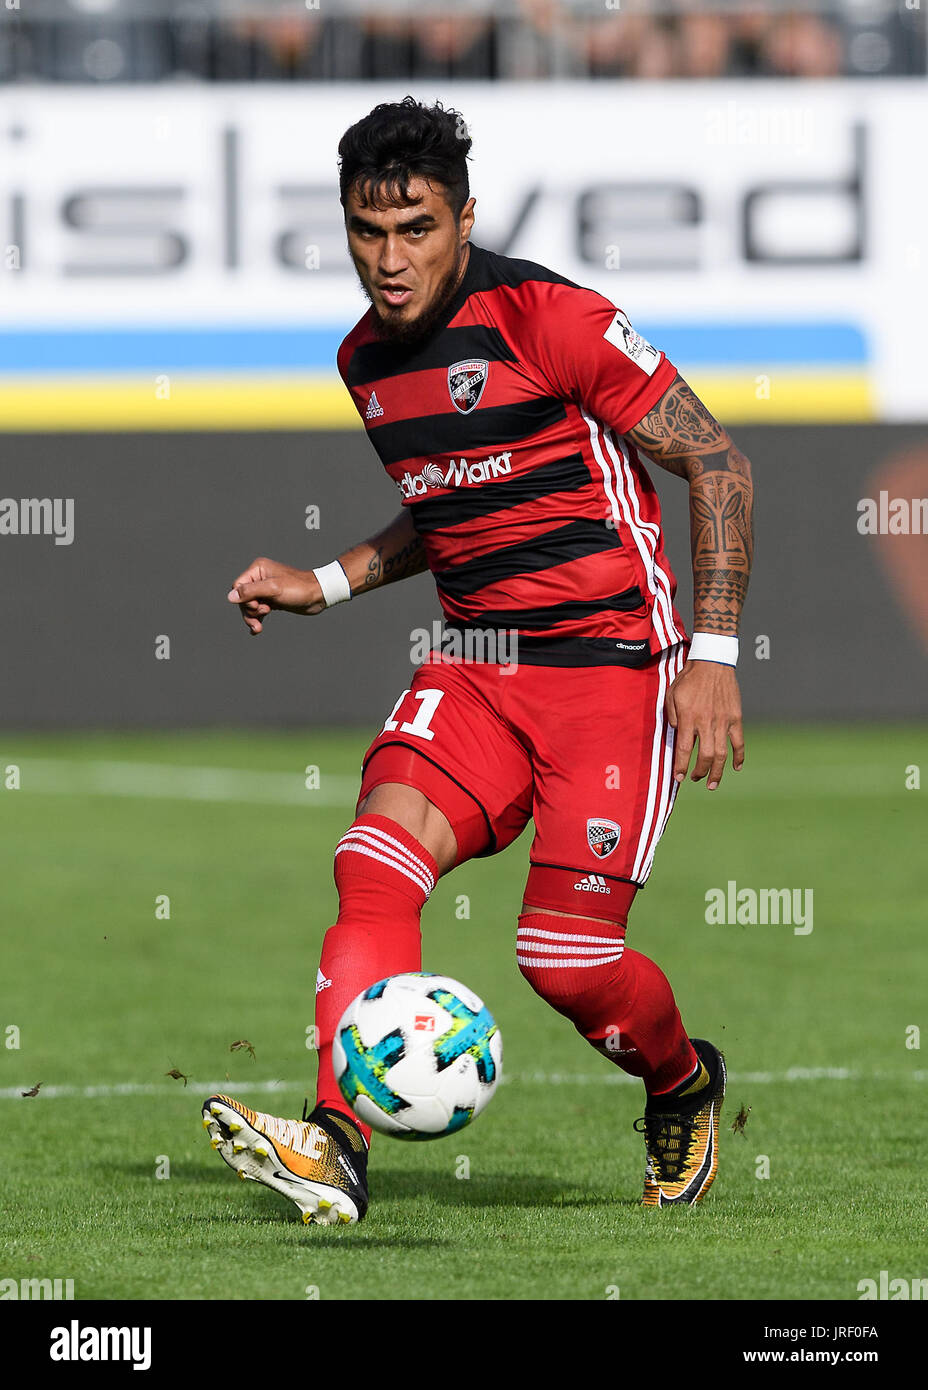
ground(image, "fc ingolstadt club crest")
xmin=587 ymin=818 xmax=621 ymax=859
xmin=448 ymin=359 xmax=489 ymax=414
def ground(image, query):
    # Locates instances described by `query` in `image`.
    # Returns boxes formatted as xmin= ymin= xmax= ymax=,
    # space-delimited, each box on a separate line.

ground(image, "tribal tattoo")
xmin=363 ymin=531 xmax=428 ymax=589
xmin=627 ymin=374 xmax=754 ymax=636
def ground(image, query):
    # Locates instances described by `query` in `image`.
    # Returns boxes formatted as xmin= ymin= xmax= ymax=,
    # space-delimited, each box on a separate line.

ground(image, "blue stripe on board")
xmin=0 ymin=321 xmax=867 ymax=372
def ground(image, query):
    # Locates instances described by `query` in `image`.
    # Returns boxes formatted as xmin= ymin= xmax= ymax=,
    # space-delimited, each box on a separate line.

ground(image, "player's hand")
xmin=227 ymin=557 xmax=327 ymax=635
xmin=665 ymin=659 xmax=745 ymax=790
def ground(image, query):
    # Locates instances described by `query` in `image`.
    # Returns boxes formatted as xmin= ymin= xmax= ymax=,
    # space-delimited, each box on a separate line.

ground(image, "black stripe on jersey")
xmin=454 ymin=589 xmax=645 ymax=630
xmin=409 ymin=453 xmax=591 ymax=533
xmin=369 ymin=397 xmax=566 ymax=472
xmin=345 ymin=325 xmax=517 ymax=388
xmin=434 ymin=519 xmax=622 ymax=600
xmin=371 ymin=397 xmax=568 ymax=469
xmin=488 ymin=636 xmax=657 ymax=668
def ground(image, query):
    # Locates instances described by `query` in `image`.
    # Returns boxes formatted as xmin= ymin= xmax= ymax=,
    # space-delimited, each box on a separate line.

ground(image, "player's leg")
xmin=205 ymin=657 xmax=532 ymax=1225
xmin=511 ymin=644 xmax=725 ymax=1205
xmin=313 ymin=663 xmax=532 ymax=1139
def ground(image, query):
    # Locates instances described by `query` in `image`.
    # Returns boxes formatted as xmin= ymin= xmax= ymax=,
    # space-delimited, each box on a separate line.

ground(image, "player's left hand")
xmin=666 ymin=660 xmax=745 ymax=791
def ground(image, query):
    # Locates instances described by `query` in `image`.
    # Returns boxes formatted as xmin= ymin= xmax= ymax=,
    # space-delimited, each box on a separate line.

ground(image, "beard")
xmin=361 ymin=248 xmax=467 ymax=349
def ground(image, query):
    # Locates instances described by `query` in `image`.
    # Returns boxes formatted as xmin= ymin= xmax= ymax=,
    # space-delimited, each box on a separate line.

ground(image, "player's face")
xmin=345 ymin=176 xmax=475 ymax=346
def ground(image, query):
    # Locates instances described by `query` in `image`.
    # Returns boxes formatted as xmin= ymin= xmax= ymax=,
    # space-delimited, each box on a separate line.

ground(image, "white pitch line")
xmin=1 ymin=756 xmax=919 ymax=806
xmin=2 ymin=1068 xmax=925 ymax=1101
xmin=0 ymin=1079 xmax=299 ymax=1101
xmin=6 ymin=759 xmax=359 ymax=807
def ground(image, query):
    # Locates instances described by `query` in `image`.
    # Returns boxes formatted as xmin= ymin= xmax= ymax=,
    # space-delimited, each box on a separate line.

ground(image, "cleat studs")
xmin=232 ymin=1143 xmax=245 ymax=1154
xmin=210 ymin=1104 xmax=221 ymax=1116
xmin=210 ymin=1137 xmax=222 ymax=1150
xmin=317 ymin=1199 xmax=331 ymax=1212
xmin=201 ymin=1117 xmax=212 ymax=1130
xmin=238 ymin=1170 xmax=248 ymax=1180
xmin=228 ymin=1122 xmax=242 ymax=1133
xmin=254 ymin=1145 xmax=268 ymax=1158
xmin=338 ymin=1212 xmax=351 ymax=1225
xmin=302 ymin=1211 xmax=313 ymax=1225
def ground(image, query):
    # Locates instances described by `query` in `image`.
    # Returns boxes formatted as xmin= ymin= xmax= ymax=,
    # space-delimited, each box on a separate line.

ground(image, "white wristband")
xmin=312 ymin=560 xmax=352 ymax=608
xmin=688 ymin=632 xmax=739 ymax=666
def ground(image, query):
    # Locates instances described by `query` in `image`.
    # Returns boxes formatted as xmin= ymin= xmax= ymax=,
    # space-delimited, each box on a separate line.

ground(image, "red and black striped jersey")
xmin=337 ymin=242 xmax=687 ymax=666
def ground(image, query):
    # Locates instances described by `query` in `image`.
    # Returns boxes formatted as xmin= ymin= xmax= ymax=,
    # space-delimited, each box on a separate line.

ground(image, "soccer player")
xmin=203 ymin=96 xmax=754 ymax=1222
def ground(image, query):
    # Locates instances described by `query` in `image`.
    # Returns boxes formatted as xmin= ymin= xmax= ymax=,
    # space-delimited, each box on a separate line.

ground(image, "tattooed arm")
xmin=228 ymin=509 xmax=427 ymax=635
xmin=352 ymin=507 xmax=429 ymax=593
xmin=626 ymin=373 xmax=754 ymax=789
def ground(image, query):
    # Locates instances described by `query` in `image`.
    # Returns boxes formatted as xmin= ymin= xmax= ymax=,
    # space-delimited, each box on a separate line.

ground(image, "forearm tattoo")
xmin=364 ymin=532 xmax=427 ymax=589
xmin=628 ymin=375 xmax=754 ymax=636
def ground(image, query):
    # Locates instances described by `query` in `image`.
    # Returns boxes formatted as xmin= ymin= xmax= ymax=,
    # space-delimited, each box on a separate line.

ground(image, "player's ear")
xmin=459 ymin=197 xmax=476 ymax=240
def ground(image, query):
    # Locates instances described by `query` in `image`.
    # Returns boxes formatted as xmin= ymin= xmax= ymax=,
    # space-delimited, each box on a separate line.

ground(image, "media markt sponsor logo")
xmin=398 ymin=450 xmax=513 ymax=498
xmin=448 ymin=358 xmax=489 ymax=414
xmin=587 ymin=819 xmax=621 ymax=859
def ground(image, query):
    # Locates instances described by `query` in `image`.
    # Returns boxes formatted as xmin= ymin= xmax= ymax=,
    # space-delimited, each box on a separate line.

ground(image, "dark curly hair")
xmin=338 ymin=95 xmax=472 ymax=222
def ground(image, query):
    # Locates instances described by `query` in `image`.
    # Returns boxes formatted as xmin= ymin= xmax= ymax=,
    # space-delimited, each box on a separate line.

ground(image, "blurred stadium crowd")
xmin=1 ymin=0 xmax=924 ymax=83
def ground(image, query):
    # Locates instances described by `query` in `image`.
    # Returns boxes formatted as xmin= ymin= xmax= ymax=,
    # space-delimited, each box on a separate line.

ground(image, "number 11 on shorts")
xmin=382 ymin=688 xmax=444 ymax=742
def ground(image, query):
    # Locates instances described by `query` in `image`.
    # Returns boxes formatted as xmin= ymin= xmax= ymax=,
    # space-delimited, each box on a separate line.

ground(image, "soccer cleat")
xmin=633 ymin=1038 xmax=726 ymax=1208
xmin=202 ymin=1095 xmax=369 ymax=1225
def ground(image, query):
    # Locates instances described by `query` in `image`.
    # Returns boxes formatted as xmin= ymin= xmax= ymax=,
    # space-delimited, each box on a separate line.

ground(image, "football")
xmin=332 ymin=972 xmax=502 ymax=1139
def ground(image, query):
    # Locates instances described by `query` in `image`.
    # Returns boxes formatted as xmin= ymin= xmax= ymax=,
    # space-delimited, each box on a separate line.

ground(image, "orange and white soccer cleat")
xmin=202 ymin=1094 xmax=369 ymax=1225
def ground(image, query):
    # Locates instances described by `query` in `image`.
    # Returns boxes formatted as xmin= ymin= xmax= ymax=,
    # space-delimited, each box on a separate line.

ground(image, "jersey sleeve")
xmin=524 ymin=280 xmax=677 ymax=435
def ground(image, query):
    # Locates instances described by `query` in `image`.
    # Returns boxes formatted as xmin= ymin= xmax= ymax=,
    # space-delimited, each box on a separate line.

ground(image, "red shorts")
xmin=358 ymin=644 xmax=687 ymax=922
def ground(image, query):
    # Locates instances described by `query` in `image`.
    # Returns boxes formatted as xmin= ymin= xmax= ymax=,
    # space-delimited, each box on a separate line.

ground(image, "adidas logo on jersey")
xmin=365 ymin=391 xmax=384 ymax=420
xmin=316 ymin=968 xmax=332 ymax=994
xmin=573 ymin=874 xmax=611 ymax=894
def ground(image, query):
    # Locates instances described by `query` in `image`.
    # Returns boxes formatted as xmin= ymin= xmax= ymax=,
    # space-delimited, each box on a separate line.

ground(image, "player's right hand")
xmin=227 ymin=557 xmax=327 ymax=634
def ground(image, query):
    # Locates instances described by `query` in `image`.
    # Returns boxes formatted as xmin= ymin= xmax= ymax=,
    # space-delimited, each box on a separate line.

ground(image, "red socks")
xmin=314 ymin=815 xmax=437 ymax=1144
xmin=517 ymin=912 xmax=698 ymax=1095
xmin=315 ymin=820 xmax=697 ymax=1144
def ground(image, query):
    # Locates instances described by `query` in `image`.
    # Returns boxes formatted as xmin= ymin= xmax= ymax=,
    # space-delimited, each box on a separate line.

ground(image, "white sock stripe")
xmin=337 ymin=833 xmax=435 ymax=894
xmin=342 ymin=825 xmax=435 ymax=885
xmin=516 ymin=940 xmax=625 ymax=957
xmin=338 ymin=829 xmax=435 ymax=889
xmin=514 ymin=939 xmax=622 ymax=950
xmin=517 ymin=953 xmax=625 ymax=969
xmin=517 ymin=926 xmax=623 ymax=945
xmin=334 ymin=841 xmax=433 ymax=898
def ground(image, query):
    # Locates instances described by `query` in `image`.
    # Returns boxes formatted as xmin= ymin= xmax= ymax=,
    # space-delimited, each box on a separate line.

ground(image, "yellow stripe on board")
xmin=686 ymin=370 xmax=875 ymax=423
xmin=0 ymin=375 xmax=359 ymax=432
xmin=0 ymin=369 xmax=874 ymax=431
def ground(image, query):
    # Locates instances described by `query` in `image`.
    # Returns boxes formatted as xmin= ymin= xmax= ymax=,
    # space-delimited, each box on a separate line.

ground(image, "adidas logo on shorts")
xmin=573 ymin=874 xmax=611 ymax=894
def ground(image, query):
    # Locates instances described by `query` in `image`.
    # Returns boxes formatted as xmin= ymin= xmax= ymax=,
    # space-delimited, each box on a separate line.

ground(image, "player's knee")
xmin=354 ymin=783 xmax=457 ymax=872
xmin=516 ymin=908 xmax=629 ymax=1014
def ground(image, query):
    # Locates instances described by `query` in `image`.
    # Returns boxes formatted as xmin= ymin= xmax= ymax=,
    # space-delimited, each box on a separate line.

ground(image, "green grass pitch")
xmin=1 ymin=725 xmax=925 ymax=1301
